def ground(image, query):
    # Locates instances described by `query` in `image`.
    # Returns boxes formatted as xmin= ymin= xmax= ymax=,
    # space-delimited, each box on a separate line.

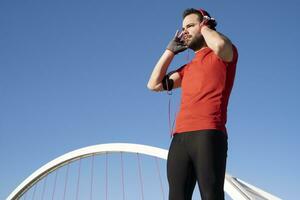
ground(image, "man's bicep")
xmin=169 ymin=72 xmax=182 ymax=89
xmin=216 ymin=33 xmax=234 ymax=62
xmin=149 ymin=72 xmax=181 ymax=92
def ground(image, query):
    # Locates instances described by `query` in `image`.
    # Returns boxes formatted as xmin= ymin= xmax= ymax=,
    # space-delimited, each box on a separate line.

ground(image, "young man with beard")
xmin=147 ymin=8 xmax=238 ymax=200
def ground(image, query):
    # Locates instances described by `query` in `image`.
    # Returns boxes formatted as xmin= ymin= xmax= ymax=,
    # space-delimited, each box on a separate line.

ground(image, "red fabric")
xmin=174 ymin=45 xmax=238 ymax=134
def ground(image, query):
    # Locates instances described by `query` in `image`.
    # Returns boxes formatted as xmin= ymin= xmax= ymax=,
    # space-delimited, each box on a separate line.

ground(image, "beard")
xmin=186 ymin=33 xmax=205 ymax=51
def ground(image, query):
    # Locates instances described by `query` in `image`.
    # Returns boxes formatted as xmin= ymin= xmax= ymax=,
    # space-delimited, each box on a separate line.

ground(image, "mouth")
xmin=184 ymin=34 xmax=192 ymax=40
xmin=183 ymin=35 xmax=192 ymax=44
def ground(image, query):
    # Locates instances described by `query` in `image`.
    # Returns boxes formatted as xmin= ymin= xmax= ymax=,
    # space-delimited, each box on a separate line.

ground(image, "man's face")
xmin=182 ymin=14 xmax=204 ymax=51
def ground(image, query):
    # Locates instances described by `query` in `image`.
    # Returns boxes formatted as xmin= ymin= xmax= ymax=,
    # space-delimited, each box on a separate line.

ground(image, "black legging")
xmin=167 ymin=130 xmax=228 ymax=200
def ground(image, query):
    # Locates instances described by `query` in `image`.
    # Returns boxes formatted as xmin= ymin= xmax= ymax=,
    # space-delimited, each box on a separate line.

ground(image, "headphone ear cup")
xmin=198 ymin=8 xmax=217 ymax=30
xmin=208 ymin=19 xmax=217 ymax=30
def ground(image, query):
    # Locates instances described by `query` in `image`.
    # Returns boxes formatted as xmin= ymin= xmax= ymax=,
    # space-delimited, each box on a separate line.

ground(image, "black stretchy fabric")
xmin=167 ymin=130 xmax=228 ymax=200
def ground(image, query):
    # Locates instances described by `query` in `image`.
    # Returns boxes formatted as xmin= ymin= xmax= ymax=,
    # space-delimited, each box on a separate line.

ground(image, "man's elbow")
xmin=147 ymin=83 xmax=161 ymax=92
xmin=147 ymin=82 xmax=156 ymax=91
xmin=147 ymin=84 xmax=154 ymax=91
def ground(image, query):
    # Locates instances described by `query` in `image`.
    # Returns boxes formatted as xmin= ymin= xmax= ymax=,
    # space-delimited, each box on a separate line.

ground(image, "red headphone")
xmin=198 ymin=9 xmax=211 ymax=18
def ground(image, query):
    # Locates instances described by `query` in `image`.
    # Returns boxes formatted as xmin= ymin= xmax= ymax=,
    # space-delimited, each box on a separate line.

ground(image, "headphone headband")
xmin=197 ymin=8 xmax=217 ymax=29
xmin=198 ymin=8 xmax=211 ymax=18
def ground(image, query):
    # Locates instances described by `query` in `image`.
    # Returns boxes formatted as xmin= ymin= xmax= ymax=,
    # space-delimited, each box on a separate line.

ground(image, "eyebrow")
xmin=182 ymin=23 xmax=196 ymax=30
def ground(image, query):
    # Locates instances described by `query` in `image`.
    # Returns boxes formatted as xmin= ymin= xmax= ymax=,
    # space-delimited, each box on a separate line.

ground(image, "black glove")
xmin=166 ymin=30 xmax=188 ymax=55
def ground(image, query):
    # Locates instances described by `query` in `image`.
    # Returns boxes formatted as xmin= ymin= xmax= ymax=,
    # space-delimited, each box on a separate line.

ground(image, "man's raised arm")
xmin=147 ymin=31 xmax=187 ymax=92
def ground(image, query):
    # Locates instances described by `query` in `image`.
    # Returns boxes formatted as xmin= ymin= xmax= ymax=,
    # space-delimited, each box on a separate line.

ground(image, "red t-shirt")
xmin=174 ymin=45 xmax=238 ymax=134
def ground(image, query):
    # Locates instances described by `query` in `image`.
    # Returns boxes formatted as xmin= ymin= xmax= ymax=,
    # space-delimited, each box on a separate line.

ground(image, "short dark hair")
xmin=182 ymin=8 xmax=217 ymax=30
xmin=182 ymin=8 xmax=203 ymax=22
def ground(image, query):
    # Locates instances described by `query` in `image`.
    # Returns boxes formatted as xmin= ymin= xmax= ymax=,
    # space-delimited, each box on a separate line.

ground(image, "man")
xmin=147 ymin=8 xmax=238 ymax=200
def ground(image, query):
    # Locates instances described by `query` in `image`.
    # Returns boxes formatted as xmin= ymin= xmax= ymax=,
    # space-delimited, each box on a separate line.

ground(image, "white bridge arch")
xmin=7 ymin=143 xmax=281 ymax=200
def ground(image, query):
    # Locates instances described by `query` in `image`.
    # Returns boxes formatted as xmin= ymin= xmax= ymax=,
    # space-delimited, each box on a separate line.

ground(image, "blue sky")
xmin=1 ymin=0 xmax=300 ymax=199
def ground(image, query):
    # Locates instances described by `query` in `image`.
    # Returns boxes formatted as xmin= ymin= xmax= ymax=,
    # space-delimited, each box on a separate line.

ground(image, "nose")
xmin=182 ymin=29 xmax=188 ymax=34
xmin=181 ymin=30 xmax=189 ymax=40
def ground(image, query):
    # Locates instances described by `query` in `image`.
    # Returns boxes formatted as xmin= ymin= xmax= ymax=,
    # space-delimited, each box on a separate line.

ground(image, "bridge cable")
xmin=137 ymin=153 xmax=145 ymax=200
xmin=75 ymin=158 xmax=82 ymax=200
xmin=90 ymin=154 xmax=95 ymax=200
xmin=121 ymin=152 xmax=126 ymax=200
xmin=51 ymin=170 xmax=58 ymax=200
xmin=40 ymin=175 xmax=47 ymax=200
xmin=62 ymin=162 xmax=70 ymax=200
xmin=155 ymin=157 xmax=166 ymax=200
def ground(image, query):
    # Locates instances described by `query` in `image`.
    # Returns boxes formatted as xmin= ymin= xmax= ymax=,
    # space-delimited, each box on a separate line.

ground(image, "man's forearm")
xmin=147 ymin=49 xmax=175 ymax=90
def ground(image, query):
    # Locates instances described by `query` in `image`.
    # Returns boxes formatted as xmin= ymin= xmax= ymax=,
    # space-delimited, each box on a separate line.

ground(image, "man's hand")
xmin=166 ymin=30 xmax=188 ymax=55
xmin=200 ymin=16 xmax=217 ymax=31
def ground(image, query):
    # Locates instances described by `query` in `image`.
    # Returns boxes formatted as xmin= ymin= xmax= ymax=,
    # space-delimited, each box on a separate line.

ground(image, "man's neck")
xmin=194 ymin=44 xmax=208 ymax=53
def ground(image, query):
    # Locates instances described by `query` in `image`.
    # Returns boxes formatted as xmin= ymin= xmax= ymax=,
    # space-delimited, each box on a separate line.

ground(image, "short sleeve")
xmin=224 ymin=44 xmax=238 ymax=65
xmin=175 ymin=64 xmax=187 ymax=79
xmin=230 ymin=44 xmax=238 ymax=64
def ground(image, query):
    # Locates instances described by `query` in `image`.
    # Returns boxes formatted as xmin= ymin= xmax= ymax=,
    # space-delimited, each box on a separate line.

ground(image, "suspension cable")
xmin=120 ymin=152 xmax=125 ymax=200
xmin=31 ymin=180 xmax=37 ymax=200
xmin=22 ymin=191 xmax=27 ymax=200
xmin=75 ymin=158 xmax=82 ymax=200
xmin=155 ymin=157 xmax=166 ymax=200
xmin=90 ymin=154 xmax=95 ymax=200
xmin=106 ymin=152 xmax=108 ymax=200
xmin=41 ymin=175 xmax=47 ymax=200
xmin=62 ymin=162 xmax=70 ymax=200
xmin=137 ymin=153 xmax=144 ymax=200
xmin=51 ymin=170 xmax=58 ymax=200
